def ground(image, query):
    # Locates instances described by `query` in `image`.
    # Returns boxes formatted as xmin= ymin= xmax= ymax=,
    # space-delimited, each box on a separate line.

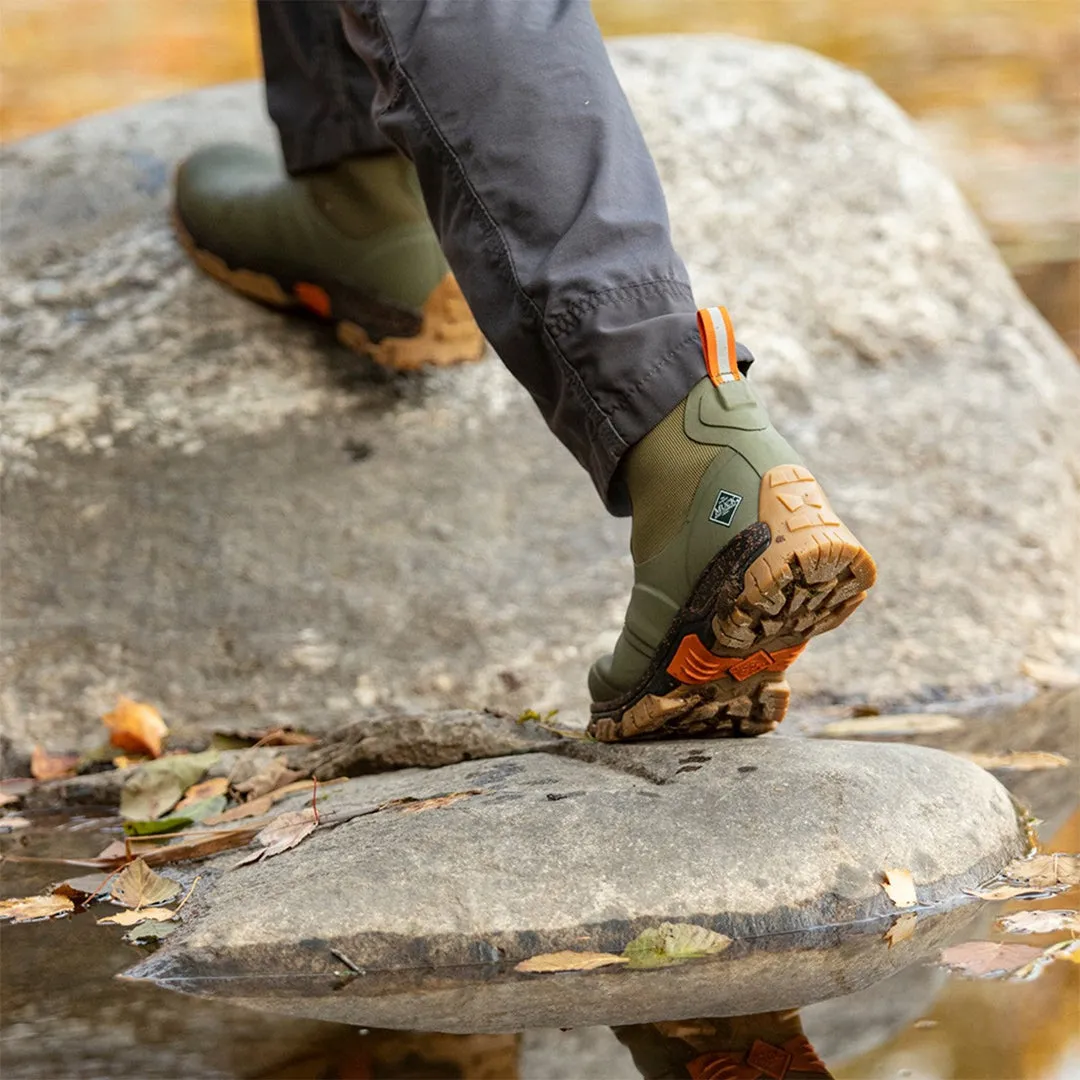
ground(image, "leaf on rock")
xmin=0 ymin=816 xmax=31 ymax=831
xmin=98 ymin=906 xmax=176 ymax=926
xmin=0 ymin=792 xmax=20 ymax=807
xmin=940 ymin=940 xmax=1044 ymax=979
xmin=124 ymin=920 xmax=179 ymax=944
xmin=962 ymin=751 xmax=1071 ymax=771
xmin=515 ymin=950 xmax=629 ymax=973
xmin=820 ymin=714 xmax=963 ymax=738
xmin=398 ymin=790 xmax=482 ymax=814
xmin=884 ymin=912 xmax=918 ymax=947
xmin=882 ymin=868 xmax=918 ymax=908
xmin=103 ymin=697 xmax=169 ymax=758
xmin=123 ymin=815 xmax=193 ymax=836
xmin=119 ymin=750 xmax=219 ymax=821
xmin=1003 ymin=853 xmax=1080 ymax=889
xmin=622 ymin=923 xmax=732 ymax=969
xmin=175 ymin=777 xmax=229 ymax=810
xmin=30 ymin=745 xmax=79 ymax=781
xmin=1020 ymin=659 xmax=1080 ymax=689
xmin=997 ymin=909 xmax=1080 ymax=935
xmin=0 ymin=894 xmax=75 ymax=923
xmin=235 ymin=808 xmax=317 ymax=867
xmin=232 ymin=757 xmax=304 ymax=800
xmin=111 ymin=859 xmax=182 ymax=908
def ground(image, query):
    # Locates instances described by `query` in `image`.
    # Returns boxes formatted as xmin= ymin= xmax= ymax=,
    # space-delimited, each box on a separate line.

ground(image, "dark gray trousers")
xmin=258 ymin=0 xmax=703 ymax=513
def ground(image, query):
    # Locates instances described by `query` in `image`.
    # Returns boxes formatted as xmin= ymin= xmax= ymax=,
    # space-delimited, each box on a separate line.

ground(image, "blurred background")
xmin=2 ymin=0 xmax=1076 ymax=352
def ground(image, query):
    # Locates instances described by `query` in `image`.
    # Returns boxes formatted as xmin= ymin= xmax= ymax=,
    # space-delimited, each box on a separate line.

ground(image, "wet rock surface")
xmin=125 ymin=736 xmax=1025 ymax=1031
xmin=3 ymin=38 xmax=1079 ymax=754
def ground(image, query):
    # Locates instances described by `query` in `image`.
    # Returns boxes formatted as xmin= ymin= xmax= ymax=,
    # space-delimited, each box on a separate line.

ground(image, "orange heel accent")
xmin=667 ymin=637 xmax=809 ymax=686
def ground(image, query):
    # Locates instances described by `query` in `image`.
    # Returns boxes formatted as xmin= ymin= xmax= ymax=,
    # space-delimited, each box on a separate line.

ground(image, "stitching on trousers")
xmin=548 ymin=279 xmax=694 ymax=339
xmin=607 ymin=327 xmax=703 ymax=419
xmin=373 ymin=5 xmax=622 ymax=449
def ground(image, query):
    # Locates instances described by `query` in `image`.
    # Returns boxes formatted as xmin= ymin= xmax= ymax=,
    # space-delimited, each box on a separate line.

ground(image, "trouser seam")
xmin=548 ymin=279 xmax=694 ymax=339
xmin=373 ymin=5 xmax=618 ymax=447
xmin=606 ymin=327 xmax=703 ymax=425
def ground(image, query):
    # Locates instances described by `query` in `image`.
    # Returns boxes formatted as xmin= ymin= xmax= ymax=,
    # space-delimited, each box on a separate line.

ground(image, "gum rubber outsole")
xmin=172 ymin=210 xmax=486 ymax=372
xmin=589 ymin=464 xmax=876 ymax=742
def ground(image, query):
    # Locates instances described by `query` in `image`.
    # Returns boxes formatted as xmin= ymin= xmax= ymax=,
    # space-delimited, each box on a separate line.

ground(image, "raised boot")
xmin=174 ymin=144 xmax=484 ymax=370
xmin=588 ymin=307 xmax=876 ymax=741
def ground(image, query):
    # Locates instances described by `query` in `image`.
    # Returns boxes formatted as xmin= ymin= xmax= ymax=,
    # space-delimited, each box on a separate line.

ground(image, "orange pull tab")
xmin=696 ymin=305 xmax=741 ymax=386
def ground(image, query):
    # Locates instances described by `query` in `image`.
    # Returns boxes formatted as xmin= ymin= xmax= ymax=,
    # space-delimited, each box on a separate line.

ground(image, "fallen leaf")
xmin=123 ymin=920 xmax=178 ymax=944
xmin=882 ymin=868 xmax=918 ymax=908
xmin=103 ymin=697 xmax=169 ymax=758
xmin=515 ymin=950 xmax=629 ymax=973
xmin=54 ymin=873 xmax=112 ymax=903
xmin=111 ymin=859 xmax=182 ymax=908
xmin=961 ymin=751 xmax=1071 ymax=771
xmin=30 ymin=745 xmax=79 ymax=780
xmin=232 ymin=757 xmax=304 ymax=800
xmin=398 ymin=790 xmax=482 ymax=814
xmin=885 ymin=912 xmax=918 ymax=947
xmin=204 ymin=778 xmax=328 ymax=824
xmin=141 ymin=827 xmax=259 ymax=868
xmin=622 ymin=923 xmax=732 ymax=969
xmin=965 ymin=884 xmax=1043 ymax=902
xmin=820 ymin=714 xmax=964 ymax=738
xmin=175 ymin=777 xmax=229 ymax=810
xmin=1003 ymin=853 xmax=1080 ymax=889
xmin=997 ymin=910 xmax=1080 ymax=935
xmin=913 ymin=1019 xmax=938 ymax=1030
xmin=123 ymin=815 xmax=193 ymax=836
xmin=0 ymin=894 xmax=74 ymax=923
xmin=235 ymin=808 xmax=317 ymax=867
xmin=119 ymin=749 xmax=219 ymax=821
xmin=1048 ymin=940 xmax=1080 ymax=964
xmin=1020 ymin=659 xmax=1080 ymax=690
xmin=98 ymin=906 xmax=176 ymax=926
xmin=940 ymin=940 xmax=1044 ymax=978
xmin=0 ymin=816 xmax=31 ymax=831
xmin=0 ymin=792 xmax=20 ymax=808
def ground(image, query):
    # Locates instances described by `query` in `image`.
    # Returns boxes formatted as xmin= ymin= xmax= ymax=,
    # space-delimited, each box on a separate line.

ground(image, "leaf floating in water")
xmin=1002 ymin=853 xmax=1080 ymax=889
xmin=622 ymin=922 xmax=732 ymax=969
xmin=997 ymin=910 xmax=1080 ymax=935
xmin=939 ymin=940 xmax=1044 ymax=979
xmin=961 ymin=751 xmax=1071 ymax=771
xmin=965 ymin=884 xmax=1043 ymax=902
xmin=515 ymin=950 xmax=629 ymax=973
xmin=124 ymin=920 xmax=179 ymax=944
xmin=882 ymin=868 xmax=918 ymax=908
xmin=234 ymin=808 xmax=317 ymax=867
xmin=820 ymin=714 xmax=964 ymax=738
xmin=98 ymin=907 xmax=176 ymax=926
xmin=0 ymin=894 xmax=74 ymax=923
xmin=102 ymin=697 xmax=169 ymax=758
xmin=111 ymin=859 xmax=182 ymax=909
xmin=884 ymin=912 xmax=918 ymax=947
xmin=30 ymin=745 xmax=79 ymax=781
xmin=119 ymin=750 xmax=220 ymax=821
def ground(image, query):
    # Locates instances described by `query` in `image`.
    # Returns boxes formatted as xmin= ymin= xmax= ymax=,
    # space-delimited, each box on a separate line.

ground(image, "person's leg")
xmin=173 ymin=1 xmax=484 ymax=370
xmin=340 ymin=1 xmax=875 ymax=739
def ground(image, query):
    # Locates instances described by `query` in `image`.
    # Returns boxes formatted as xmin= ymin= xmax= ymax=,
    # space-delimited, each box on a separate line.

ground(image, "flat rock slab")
xmin=3 ymin=37 xmax=1079 ymax=754
xmin=127 ymin=737 xmax=1025 ymax=1031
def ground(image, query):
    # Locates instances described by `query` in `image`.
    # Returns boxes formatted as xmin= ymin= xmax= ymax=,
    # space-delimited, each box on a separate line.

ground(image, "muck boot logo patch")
xmin=709 ymin=489 xmax=743 ymax=527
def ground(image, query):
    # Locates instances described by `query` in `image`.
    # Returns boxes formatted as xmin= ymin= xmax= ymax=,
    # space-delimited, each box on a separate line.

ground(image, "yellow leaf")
xmin=882 ymin=868 xmax=918 ymax=907
xmin=30 ymin=745 xmax=79 ymax=780
xmin=103 ymin=697 xmax=168 ymax=758
xmin=961 ymin=751 xmax=1071 ymax=771
xmin=622 ymin=923 xmax=732 ymax=968
xmin=515 ymin=950 xmax=629 ymax=973
xmin=884 ymin=912 xmax=918 ymax=947
xmin=111 ymin=858 xmax=182 ymax=908
xmin=175 ymin=776 xmax=229 ymax=811
xmin=1003 ymin=853 xmax=1080 ymax=889
xmin=0 ymin=894 xmax=74 ymax=923
xmin=98 ymin=906 xmax=176 ymax=926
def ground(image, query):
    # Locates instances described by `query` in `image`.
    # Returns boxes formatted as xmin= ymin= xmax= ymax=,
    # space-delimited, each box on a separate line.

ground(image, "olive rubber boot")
xmin=588 ymin=306 xmax=876 ymax=742
xmin=173 ymin=144 xmax=484 ymax=371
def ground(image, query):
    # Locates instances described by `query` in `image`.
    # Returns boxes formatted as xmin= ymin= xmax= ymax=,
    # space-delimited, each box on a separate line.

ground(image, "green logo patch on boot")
xmin=709 ymin=489 xmax=743 ymax=527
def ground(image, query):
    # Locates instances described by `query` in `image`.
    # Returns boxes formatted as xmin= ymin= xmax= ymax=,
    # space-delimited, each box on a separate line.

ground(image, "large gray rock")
xmin=126 ymin=737 xmax=1025 ymax=1032
xmin=3 ymin=36 xmax=1078 ymax=754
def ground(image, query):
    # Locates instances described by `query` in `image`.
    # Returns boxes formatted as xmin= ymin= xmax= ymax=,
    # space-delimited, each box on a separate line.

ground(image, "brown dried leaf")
xmin=882 ymin=868 xmax=918 ymax=908
xmin=997 ymin=909 xmax=1080 ymax=935
xmin=0 ymin=792 xmax=20 ymax=808
xmin=175 ymin=776 xmax=229 ymax=811
xmin=30 ymin=745 xmax=79 ymax=780
xmin=98 ymin=906 xmax=176 ymax=926
xmin=141 ymin=827 xmax=258 ymax=868
xmin=0 ymin=894 xmax=75 ymax=923
xmin=204 ymin=779 xmax=317 ymax=825
xmin=939 ymin=940 xmax=1044 ymax=978
xmin=820 ymin=714 xmax=963 ymax=738
xmin=1020 ymin=659 xmax=1080 ymax=689
xmin=965 ymin=884 xmax=1042 ymax=902
xmin=111 ymin=858 xmax=182 ymax=908
xmin=962 ymin=751 xmax=1071 ymax=771
xmin=515 ymin=950 xmax=629 ymax=973
xmin=233 ymin=757 xmax=304 ymax=800
xmin=0 ymin=815 xmax=31 ymax=831
xmin=398 ymin=790 xmax=482 ymax=814
xmin=884 ymin=912 xmax=918 ymax=947
xmin=102 ymin=697 xmax=168 ymax=758
xmin=1003 ymin=853 xmax=1080 ymax=889
xmin=235 ymin=809 xmax=317 ymax=867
